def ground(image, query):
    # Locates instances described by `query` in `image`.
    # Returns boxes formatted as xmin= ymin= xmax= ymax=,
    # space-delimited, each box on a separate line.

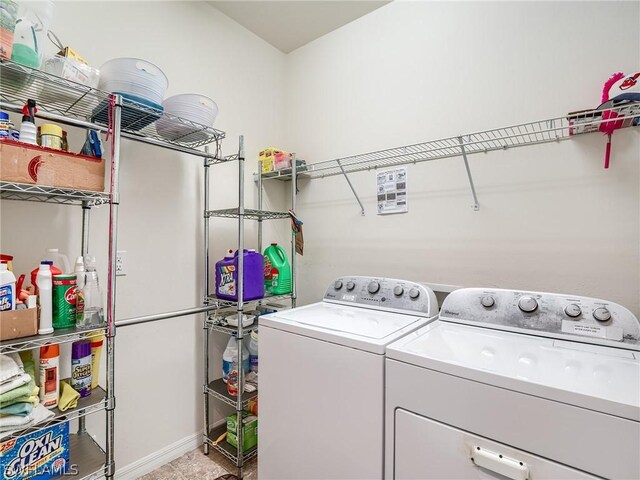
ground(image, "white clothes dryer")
xmin=259 ymin=276 xmax=438 ymax=480
xmin=385 ymin=287 xmax=640 ymax=480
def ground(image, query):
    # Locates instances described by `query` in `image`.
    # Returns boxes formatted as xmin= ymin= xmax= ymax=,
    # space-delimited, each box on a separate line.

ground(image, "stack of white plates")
xmin=98 ymin=57 xmax=168 ymax=105
xmin=156 ymin=93 xmax=219 ymax=143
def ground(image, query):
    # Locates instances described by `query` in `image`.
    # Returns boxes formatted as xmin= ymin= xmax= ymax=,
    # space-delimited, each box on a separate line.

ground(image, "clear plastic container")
xmin=76 ymin=255 xmax=104 ymax=329
xmin=11 ymin=0 xmax=54 ymax=69
xmin=40 ymin=55 xmax=100 ymax=107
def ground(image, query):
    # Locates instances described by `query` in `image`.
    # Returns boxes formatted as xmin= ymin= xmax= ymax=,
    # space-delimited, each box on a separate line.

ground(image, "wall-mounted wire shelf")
xmin=0 ymin=181 xmax=110 ymax=206
xmin=205 ymin=293 xmax=293 ymax=310
xmin=268 ymin=104 xmax=640 ymax=180
xmin=206 ymin=424 xmax=258 ymax=465
xmin=206 ymin=379 xmax=258 ymax=409
xmin=206 ymin=208 xmax=290 ymax=220
xmin=261 ymin=103 xmax=639 ymax=212
xmin=0 ymin=59 xmax=225 ymax=153
xmin=0 ymin=326 xmax=107 ymax=355
xmin=3 ymin=386 xmax=107 ymax=441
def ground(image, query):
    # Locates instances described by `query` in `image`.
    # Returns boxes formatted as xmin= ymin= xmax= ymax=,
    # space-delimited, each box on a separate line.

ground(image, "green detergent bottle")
xmin=263 ymin=243 xmax=292 ymax=295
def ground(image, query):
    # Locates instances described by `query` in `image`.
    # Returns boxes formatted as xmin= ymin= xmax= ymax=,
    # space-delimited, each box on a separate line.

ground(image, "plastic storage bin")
xmin=98 ymin=57 xmax=168 ymax=105
xmin=156 ymin=93 xmax=218 ymax=143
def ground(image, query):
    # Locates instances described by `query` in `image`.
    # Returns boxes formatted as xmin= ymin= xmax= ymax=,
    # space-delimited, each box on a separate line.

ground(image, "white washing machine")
xmin=259 ymin=276 xmax=439 ymax=480
xmin=385 ymin=287 xmax=640 ymax=480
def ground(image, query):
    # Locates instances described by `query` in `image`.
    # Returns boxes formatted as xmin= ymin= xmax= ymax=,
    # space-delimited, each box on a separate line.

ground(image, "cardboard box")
xmin=227 ymin=413 xmax=258 ymax=452
xmin=0 ymin=421 xmax=70 ymax=480
xmin=0 ymin=307 xmax=37 ymax=341
xmin=0 ymin=140 xmax=105 ymax=192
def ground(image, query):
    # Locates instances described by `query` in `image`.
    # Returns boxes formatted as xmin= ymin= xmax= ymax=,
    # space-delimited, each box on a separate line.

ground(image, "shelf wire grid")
xmin=265 ymin=104 xmax=640 ymax=180
xmin=205 ymin=293 xmax=293 ymax=310
xmin=0 ymin=181 xmax=110 ymax=205
xmin=0 ymin=59 xmax=224 ymax=150
xmin=206 ymin=208 xmax=291 ymax=220
xmin=0 ymin=326 xmax=107 ymax=354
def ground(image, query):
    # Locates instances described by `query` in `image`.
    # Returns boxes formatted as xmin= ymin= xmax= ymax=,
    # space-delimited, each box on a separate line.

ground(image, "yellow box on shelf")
xmin=259 ymin=147 xmax=289 ymax=174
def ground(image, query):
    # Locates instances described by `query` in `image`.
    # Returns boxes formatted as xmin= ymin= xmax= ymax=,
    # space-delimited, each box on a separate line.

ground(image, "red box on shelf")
xmin=0 ymin=140 xmax=105 ymax=192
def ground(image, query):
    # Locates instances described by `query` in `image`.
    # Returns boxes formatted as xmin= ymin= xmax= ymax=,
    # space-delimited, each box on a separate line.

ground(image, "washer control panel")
xmin=440 ymin=288 xmax=640 ymax=350
xmin=323 ymin=276 xmax=438 ymax=317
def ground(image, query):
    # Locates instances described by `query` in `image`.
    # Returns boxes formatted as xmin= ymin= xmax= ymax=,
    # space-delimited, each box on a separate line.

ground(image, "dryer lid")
xmin=387 ymin=321 xmax=640 ymax=421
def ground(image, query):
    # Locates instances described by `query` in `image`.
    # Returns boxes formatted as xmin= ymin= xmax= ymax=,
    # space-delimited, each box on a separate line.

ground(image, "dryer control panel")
xmin=440 ymin=288 xmax=640 ymax=350
xmin=323 ymin=276 xmax=438 ymax=318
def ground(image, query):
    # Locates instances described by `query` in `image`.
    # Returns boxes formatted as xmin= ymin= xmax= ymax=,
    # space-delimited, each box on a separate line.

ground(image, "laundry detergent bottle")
xmin=222 ymin=335 xmax=250 ymax=383
xmin=215 ymin=249 xmax=264 ymax=301
xmin=263 ymin=243 xmax=292 ymax=295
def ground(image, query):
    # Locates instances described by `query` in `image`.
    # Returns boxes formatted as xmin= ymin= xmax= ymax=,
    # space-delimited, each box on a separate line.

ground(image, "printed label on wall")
xmin=376 ymin=167 xmax=408 ymax=215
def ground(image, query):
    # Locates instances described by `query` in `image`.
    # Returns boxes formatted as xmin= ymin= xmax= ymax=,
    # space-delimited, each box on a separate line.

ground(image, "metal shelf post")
xmin=105 ymin=94 xmax=122 ymax=480
xmin=203 ymin=147 xmax=211 ymax=456
xmin=236 ymin=136 xmax=246 ymax=478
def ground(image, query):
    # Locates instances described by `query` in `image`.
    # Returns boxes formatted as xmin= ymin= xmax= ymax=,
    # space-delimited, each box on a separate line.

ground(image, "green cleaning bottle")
xmin=263 ymin=243 xmax=292 ymax=295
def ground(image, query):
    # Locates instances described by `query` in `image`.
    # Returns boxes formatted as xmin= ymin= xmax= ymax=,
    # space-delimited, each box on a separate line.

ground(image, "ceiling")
xmin=209 ymin=1 xmax=391 ymax=53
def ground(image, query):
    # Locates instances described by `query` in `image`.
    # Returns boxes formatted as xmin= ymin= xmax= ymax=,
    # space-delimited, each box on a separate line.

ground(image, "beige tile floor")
xmin=138 ymin=446 xmax=257 ymax=480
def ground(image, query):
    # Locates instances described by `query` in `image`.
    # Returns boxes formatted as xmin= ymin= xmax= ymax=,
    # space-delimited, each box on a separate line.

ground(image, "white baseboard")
xmin=115 ymin=430 xmax=203 ymax=479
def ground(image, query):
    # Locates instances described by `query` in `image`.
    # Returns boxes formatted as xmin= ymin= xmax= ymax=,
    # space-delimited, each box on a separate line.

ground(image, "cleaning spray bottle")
xmin=19 ymin=99 xmax=37 ymax=145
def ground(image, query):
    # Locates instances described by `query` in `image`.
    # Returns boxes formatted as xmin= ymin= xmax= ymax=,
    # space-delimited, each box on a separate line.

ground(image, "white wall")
xmin=285 ymin=1 xmax=640 ymax=315
xmin=0 ymin=1 xmax=288 ymax=474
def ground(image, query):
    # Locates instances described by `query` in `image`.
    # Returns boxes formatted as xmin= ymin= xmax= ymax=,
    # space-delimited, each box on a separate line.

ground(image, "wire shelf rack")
xmin=268 ymin=104 xmax=640 ymax=180
xmin=205 ymin=379 xmax=258 ymax=409
xmin=2 ymin=386 xmax=107 ymax=441
xmin=206 ymin=424 xmax=258 ymax=464
xmin=0 ymin=181 xmax=110 ymax=206
xmin=0 ymin=58 xmax=225 ymax=151
xmin=206 ymin=208 xmax=290 ymax=220
xmin=205 ymin=293 xmax=293 ymax=309
xmin=0 ymin=325 xmax=107 ymax=354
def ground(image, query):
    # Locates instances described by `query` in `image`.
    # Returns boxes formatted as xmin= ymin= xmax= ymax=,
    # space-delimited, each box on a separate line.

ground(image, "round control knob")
xmin=368 ymin=281 xmax=380 ymax=294
xmin=409 ymin=288 xmax=420 ymax=299
xmin=564 ymin=304 xmax=582 ymax=318
xmin=593 ymin=307 xmax=611 ymax=322
xmin=480 ymin=296 xmax=495 ymax=308
xmin=346 ymin=281 xmax=355 ymax=291
xmin=518 ymin=296 xmax=538 ymax=313
xmin=334 ymin=280 xmax=343 ymax=290
xmin=393 ymin=286 xmax=404 ymax=297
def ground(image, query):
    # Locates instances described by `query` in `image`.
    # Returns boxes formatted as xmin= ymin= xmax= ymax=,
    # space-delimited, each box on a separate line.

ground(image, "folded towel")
xmin=0 ymin=372 xmax=31 ymax=395
xmin=0 ymin=361 xmax=37 ymax=408
xmin=0 ymin=402 xmax=33 ymax=417
xmin=58 ymin=380 xmax=80 ymax=412
xmin=0 ymin=404 xmax=54 ymax=439
xmin=0 ymin=353 xmax=24 ymax=383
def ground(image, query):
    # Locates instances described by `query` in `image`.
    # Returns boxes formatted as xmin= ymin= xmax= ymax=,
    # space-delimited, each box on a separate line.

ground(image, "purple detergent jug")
xmin=215 ymin=249 xmax=265 ymax=301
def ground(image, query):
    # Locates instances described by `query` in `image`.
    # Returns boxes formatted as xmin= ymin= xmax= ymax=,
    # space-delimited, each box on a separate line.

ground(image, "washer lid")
xmin=259 ymin=302 xmax=435 ymax=354
xmin=387 ymin=321 xmax=640 ymax=421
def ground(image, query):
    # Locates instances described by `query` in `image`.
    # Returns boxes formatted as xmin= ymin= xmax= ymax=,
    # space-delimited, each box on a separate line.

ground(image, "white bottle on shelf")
xmin=19 ymin=116 xmax=37 ymax=145
xmin=43 ymin=248 xmax=71 ymax=274
xmin=37 ymin=262 xmax=54 ymax=334
xmin=74 ymin=256 xmax=85 ymax=290
xmin=0 ymin=262 xmax=16 ymax=311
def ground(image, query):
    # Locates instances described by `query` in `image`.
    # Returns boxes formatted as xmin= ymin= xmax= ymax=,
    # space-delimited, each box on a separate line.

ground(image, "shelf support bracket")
xmin=457 ymin=136 xmax=480 ymax=211
xmin=336 ymin=160 xmax=365 ymax=215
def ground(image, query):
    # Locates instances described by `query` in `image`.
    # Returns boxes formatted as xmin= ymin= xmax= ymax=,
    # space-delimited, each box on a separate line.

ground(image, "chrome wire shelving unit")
xmin=0 ymin=59 xmax=225 ymax=157
xmin=260 ymin=103 xmax=640 ymax=213
xmin=203 ymin=136 xmax=298 ymax=479
xmin=1 ymin=58 xmax=228 ymax=479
